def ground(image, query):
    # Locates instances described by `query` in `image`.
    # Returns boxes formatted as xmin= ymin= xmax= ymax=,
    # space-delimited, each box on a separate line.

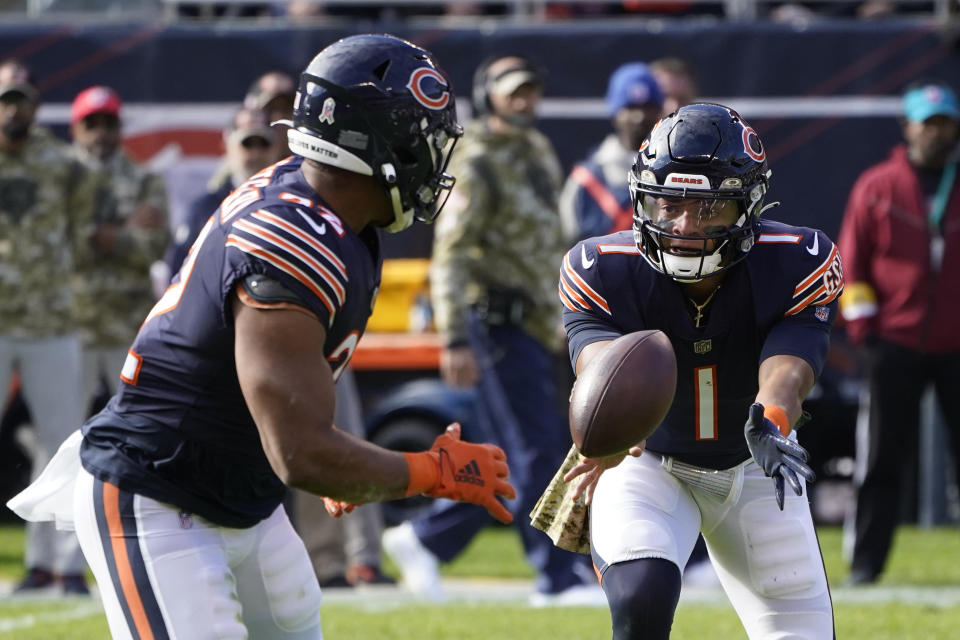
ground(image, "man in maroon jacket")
xmin=839 ymin=80 xmax=960 ymax=585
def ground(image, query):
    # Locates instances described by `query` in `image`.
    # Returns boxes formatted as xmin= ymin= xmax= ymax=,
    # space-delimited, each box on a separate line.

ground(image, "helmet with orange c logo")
xmin=285 ymin=34 xmax=462 ymax=232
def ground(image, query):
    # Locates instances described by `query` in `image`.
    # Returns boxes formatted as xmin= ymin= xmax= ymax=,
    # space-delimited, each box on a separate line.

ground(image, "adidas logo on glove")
xmin=454 ymin=460 xmax=485 ymax=486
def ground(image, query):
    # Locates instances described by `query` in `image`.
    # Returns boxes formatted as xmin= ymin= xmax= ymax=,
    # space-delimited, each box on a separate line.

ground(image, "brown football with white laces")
xmin=569 ymin=330 xmax=677 ymax=458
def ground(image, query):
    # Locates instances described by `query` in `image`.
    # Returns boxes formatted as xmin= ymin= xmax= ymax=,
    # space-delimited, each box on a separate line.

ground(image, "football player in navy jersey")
xmin=8 ymin=35 xmax=515 ymax=639
xmin=557 ymin=104 xmax=838 ymax=639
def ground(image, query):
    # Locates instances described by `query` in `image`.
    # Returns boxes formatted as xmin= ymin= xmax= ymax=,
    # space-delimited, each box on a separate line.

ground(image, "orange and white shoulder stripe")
xmin=230 ymin=215 xmax=346 ymax=304
xmin=559 ymin=249 xmax=612 ymax=315
xmin=559 ymin=278 xmax=591 ymax=312
xmin=225 ymin=235 xmax=338 ymax=322
xmin=226 ymin=208 xmax=348 ymax=324
xmin=785 ymin=238 xmax=844 ymax=316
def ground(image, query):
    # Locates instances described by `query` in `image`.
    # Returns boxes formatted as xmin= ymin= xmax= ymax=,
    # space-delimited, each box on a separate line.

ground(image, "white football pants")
xmin=73 ymin=467 xmax=323 ymax=640
xmin=591 ymin=450 xmax=834 ymax=639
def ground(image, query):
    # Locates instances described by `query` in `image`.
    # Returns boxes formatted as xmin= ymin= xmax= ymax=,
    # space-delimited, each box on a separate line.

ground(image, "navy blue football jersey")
xmin=80 ymin=156 xmax=382 ymax=527
xmin=560 ymin=220 xmax=843 ymax=469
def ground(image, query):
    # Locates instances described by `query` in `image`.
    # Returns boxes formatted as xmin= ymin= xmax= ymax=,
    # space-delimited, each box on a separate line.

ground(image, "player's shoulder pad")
xmin=558 ymin=231 xmax=640 ymax=317
xmin=240 ymin=273 xmax=307 ymax=307
xmin=754 ymin=219 xmax=844 ymax=316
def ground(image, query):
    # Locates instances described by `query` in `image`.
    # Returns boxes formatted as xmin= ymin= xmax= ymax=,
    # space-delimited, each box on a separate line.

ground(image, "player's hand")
xmin=417 ymin=424 xmax=516 ymax=523
xmin=563 ymin=443 xmax=644 ymax=506
xmin=90 ymin=223 xmax=120 ymax=252
xmin=128 ymin=203 xmax=166 ymax=230
xmin=322 ymin=497 xmax=357 ymax=518
xmin=744 ymin=403 xmax=816 ymax=510
xmin=439 ymin=346 xmax=480 ymax=388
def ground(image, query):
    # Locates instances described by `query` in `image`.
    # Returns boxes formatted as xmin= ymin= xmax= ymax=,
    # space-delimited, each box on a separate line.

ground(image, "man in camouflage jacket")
xmin=0 ymin=60 xmax=100 ymax=594
xmin=68 ymin=86 xmax=169 ymax=416
xmin=384 ymin=55 xmax=597 ymax=605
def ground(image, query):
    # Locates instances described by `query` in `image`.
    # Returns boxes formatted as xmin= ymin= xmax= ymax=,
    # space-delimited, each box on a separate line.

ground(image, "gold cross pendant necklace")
xmin=688 ymin=285 xmax=720 ymax=329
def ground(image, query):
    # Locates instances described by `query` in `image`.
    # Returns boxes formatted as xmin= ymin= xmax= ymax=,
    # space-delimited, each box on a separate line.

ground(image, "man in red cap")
xmin=69 ymin=86 xmax=169 ymax=449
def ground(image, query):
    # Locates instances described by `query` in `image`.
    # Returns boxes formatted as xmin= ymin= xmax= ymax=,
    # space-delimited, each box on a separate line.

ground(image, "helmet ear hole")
xmin=372 ymin=60 xmax=390 ymax=80
xmin=392 ymin=146 xmax=418 ymax=167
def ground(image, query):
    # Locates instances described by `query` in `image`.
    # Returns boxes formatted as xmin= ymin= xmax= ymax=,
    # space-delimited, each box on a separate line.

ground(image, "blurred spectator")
xmin=839 ymin=81 xmax=960 ymax=586
xmin=0 ymin=59 xmax=99 ymax=595
xmin=171 ymin=70 xmax=295 ymax=229
xmin=650 ymin=56 xmax=699 ymax=115
xmin=244 ymin=70 xmax=296 ymax=162
xmin=165 ymin=106 xmax=276 ymax=277
xmin=559 ymin=62 xmax=663 ymax=244
xmin=384 ymin=54 xmax=599 ymax=605
xmin=69 ymin=86 xmax=169 ymax=417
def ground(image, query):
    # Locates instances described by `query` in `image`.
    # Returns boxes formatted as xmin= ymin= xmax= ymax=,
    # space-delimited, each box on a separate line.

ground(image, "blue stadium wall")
xmin=7 ymin=18 xmax=959 ymax=254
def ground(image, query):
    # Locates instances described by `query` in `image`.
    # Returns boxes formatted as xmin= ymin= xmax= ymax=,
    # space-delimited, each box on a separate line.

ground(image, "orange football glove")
xmin=322 ymin=497 xmax=357 ymax=518
xmin=403 ymin=423 xmax=516 ymax=524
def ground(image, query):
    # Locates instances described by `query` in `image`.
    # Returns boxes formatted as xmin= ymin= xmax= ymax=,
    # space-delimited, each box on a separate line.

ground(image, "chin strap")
xmin=757 ymin=201 xmax=780 ymax=217
xmin=381 ymin=163 xmax=414 ymax=233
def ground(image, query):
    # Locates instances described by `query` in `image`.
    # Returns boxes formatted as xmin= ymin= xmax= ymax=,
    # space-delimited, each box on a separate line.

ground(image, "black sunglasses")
xmin=241 ymin=136 xmax=271 ymax=150
xmin=81 ymin=114 xmax=120 ymax=130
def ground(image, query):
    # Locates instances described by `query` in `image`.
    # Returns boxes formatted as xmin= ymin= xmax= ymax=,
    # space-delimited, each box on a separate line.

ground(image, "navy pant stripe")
xmin=92 ymin=477 xmax=169 ymax=640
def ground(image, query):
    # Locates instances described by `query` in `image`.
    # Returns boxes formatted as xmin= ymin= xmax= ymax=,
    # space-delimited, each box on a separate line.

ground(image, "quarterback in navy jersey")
xmin=559 ymin=104 xmax=838 ymax=639
xmin=8 ymin=35 xmax=515 ymax=640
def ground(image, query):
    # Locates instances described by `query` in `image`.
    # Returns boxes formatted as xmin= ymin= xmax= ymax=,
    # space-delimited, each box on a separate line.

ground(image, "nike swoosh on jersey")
xmin=581 ymin=245 xmax=595 ymax=269
xmin=297 ymin=208 xmax=326 ymax=236
xmin=806 ymin=233 xmax=819 ymax=255
xmin=560 ymin=251 xmax=611 ymax=315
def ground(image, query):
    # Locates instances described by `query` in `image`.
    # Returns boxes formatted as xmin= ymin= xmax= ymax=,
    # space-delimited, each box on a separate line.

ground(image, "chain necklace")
xmin=688 ymin=285 xmax=720 ymax=329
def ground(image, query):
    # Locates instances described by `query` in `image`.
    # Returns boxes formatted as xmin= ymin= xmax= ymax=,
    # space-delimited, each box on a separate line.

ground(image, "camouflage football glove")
xmin=404 ymin=423 xmax=516 ymax=524
xmin=744 ymin=402 xmax=816 ymax=510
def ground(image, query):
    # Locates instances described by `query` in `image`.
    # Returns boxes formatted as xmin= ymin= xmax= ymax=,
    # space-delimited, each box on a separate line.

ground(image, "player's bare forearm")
xmin=232 ymin=294 xmax=411 ymax=504
xmin=288 ymin=427 xmax=413 ymax=504
xmin=756 ymin=354 xmax=815 ymax=426
xmin=574 ymin=339 xmax=614 ymax=374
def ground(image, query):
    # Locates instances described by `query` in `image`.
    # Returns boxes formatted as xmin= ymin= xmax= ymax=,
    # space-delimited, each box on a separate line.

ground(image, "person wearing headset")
xmin=383 ymin=55 xmax=601 ymax=606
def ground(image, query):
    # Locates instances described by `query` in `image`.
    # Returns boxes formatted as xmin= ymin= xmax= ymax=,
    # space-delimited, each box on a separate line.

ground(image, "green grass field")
xmin=2 ymin=524 xmax=960 ymax=638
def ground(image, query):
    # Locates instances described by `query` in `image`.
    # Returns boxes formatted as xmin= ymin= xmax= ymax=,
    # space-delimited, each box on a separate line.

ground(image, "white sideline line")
xmin=321 ymin=579 xmax=960 ymax=609
xmin=0 ymin=601 xmax=103 ymax=631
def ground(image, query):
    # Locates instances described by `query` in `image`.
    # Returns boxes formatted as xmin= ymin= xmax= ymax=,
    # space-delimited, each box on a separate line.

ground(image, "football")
xmin=569 ymin=330 xmax=677 ymax=458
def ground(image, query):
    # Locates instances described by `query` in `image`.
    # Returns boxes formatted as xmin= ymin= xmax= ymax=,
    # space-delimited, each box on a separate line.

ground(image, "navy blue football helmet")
xmin=285 ymin=34 xmax=462 ymax=232
xmin=629 ymin=103 xmax=772 ymax=281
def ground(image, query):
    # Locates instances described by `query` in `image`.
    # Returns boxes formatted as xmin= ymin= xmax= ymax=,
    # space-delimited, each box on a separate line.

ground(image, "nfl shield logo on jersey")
xmin=815 ymin=306 xmax=830 ymax=322
xmin=694 ymin=339 xmax=712 ymax=354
